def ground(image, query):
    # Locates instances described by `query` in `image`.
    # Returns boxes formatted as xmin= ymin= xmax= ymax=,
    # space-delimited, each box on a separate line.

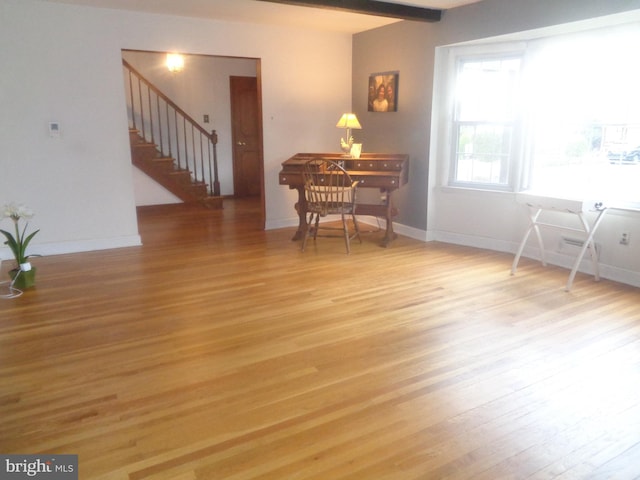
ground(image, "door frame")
xmin=229 ymin=66 xmax=265 ymax=229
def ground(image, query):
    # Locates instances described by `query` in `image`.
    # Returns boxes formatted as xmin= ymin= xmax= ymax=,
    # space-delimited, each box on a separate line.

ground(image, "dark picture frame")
xmin=368 ymin=72 xmax=399 ymax=112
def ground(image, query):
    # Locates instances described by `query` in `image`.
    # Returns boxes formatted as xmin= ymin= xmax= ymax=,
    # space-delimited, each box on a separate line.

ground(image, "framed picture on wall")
xmin=368 ymin=72 xmax=398 ymax=112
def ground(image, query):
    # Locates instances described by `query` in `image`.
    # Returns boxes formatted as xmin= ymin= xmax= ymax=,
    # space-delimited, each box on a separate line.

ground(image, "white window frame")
xmin=442 ymin=22 xmax=640 ymax=203
xmin=445 ymin=44 xmax=527 ymax=192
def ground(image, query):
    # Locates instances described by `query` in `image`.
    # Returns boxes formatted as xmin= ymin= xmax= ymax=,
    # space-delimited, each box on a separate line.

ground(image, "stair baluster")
xmin=123 ymin=59 xmax=221 ymax=207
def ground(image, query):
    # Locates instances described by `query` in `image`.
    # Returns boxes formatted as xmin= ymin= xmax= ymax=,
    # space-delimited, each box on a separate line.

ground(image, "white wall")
xmin=132 ymin=167 xmax=181 ymax=206
xmin=0 ymin=0 xmax=352 ymax=259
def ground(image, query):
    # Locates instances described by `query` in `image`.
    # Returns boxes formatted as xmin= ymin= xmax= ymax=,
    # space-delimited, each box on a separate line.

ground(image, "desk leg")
xmin=380 ymin=189 xmax=397 ymax=247
xmin=291 ymin=185 xmax=307 ymax=241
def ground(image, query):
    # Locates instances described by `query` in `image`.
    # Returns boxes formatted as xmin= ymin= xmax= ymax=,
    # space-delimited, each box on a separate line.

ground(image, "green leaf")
xmin=21 ymin=229 xmax=40 ymax=261
xmin=0 ymin=226 xmax=39 ymax=264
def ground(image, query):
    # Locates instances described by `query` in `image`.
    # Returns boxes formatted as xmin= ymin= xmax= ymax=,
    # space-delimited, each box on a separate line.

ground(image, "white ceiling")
xmin=39 ymin=0 xmax=483 ymax=34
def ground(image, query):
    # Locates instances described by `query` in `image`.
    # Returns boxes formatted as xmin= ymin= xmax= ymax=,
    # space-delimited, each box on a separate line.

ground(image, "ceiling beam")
xmin=255 ymin=0 xmax=442 ymax=22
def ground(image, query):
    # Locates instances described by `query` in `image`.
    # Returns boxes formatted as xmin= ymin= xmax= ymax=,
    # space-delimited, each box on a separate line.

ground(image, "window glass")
xmin=448 ymin=23 xmax=640 ymax=202
xmin=452 ymin=57 xmax=521 ymax=187
xmin=527 ymin=27 xmax=640 ymax=201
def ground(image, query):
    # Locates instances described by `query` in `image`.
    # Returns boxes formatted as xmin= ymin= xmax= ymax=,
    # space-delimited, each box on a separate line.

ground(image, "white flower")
xmin=2 ymin=202 xmax=34 ymax=221
xmin=1 ymin=202 xmax=39 ymax=266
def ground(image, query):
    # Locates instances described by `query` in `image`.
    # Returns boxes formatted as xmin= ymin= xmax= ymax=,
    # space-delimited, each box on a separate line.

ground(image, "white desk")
xmin=511 ymin=193 xmax=625 ymax=291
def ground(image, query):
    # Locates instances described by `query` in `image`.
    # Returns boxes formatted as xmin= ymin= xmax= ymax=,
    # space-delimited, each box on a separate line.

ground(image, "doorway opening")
xmin=122 ymin=49 xmax=265 ymax=228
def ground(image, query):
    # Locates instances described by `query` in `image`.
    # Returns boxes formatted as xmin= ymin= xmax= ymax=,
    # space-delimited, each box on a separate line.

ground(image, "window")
xmin=447 ymin=23 xmax=640 ymax=202
xmin=451 ymin=56 xmax=522 ymax=188
xmin=526 ymin=26 xmax=640 ymax=201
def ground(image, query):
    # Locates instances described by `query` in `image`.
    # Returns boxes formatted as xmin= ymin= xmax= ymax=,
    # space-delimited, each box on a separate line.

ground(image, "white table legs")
xmin=511 ymin=205 xmax=607 ymax=291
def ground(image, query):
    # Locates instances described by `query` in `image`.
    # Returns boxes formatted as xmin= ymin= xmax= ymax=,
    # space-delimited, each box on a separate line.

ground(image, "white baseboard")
xmin=266 ymin=217 xmax=299 ymax=230
xmin=219 ymin=213 xmax=640 ymax=289
xmin=0 ymin=235 xmax=142 ymax=261
xmin=429 ymin=229 xmax=640 ymax=289
xmin=358 ymin=217 xmax=428 ymax=242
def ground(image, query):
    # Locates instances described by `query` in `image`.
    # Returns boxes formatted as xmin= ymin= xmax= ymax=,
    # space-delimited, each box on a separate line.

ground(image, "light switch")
xmin=203 ymin=115 xmax=209 ymax=124
xmin=49 ymin=122 xmax=61 ymax=137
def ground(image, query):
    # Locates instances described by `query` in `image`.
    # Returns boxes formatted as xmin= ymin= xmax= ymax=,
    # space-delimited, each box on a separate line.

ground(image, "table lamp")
xmin=336 ymin=113 xmax=362 ymax=155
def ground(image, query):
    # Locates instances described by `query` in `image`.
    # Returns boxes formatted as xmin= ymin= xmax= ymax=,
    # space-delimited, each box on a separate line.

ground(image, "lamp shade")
xmin=336 ymin=113 xmax=362 ymax=130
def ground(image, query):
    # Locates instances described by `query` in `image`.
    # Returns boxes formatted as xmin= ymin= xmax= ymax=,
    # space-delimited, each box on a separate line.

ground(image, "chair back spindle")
xmin=301 ymin=159 xmax=361 ymax=254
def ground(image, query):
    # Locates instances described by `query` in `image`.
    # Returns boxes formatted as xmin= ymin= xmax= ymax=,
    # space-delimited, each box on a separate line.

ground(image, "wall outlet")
xmin=620 ymin=232 xmax=630 ymax=245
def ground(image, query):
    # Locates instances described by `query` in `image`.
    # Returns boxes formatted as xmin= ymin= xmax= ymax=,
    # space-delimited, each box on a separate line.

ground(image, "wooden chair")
xmin=301 ymin=158 xmax=361 ymax=254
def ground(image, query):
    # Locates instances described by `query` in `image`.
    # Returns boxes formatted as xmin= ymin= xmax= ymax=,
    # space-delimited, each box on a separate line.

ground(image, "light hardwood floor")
xmin=1 ymin=199 xmax=640 ymax=479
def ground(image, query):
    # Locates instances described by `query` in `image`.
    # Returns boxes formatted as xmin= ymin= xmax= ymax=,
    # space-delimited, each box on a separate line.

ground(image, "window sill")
xmin=439 ymin=185 xmax=516 ymax=198
xmin=438 ymin=186 xmax=640 ymax=214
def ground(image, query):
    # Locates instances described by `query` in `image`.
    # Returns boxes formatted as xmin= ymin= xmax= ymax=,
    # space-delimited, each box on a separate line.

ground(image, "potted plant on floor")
xmin=1 ymin=202 xmax=40 ymax=289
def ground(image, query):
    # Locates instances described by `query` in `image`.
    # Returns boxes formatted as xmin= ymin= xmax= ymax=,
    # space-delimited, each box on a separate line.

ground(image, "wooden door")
xmin=230 ymin=76 xmax=262 ymax=197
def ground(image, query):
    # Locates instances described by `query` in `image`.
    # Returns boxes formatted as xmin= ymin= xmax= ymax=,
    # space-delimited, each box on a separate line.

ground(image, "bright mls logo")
xmin=0 ymin=455 xmax=77 ymax=480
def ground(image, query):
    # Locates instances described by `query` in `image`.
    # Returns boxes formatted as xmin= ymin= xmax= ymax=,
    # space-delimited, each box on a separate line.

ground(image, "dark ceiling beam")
xmin=255 ymin=0 xmax=442 ymax=22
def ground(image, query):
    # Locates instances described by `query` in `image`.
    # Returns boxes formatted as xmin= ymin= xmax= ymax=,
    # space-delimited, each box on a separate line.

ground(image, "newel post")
xmin=211 ymin=130 xmax=220 ymax=197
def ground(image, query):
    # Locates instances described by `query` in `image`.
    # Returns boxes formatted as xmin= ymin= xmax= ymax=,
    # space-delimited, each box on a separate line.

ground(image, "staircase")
xmin=129 ymin=129 xmax=222 ymax=208
xmin=124 ymin=59 xmax=223 ymax=209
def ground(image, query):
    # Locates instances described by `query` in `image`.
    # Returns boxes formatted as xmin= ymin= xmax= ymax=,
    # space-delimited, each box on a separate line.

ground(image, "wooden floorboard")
xmin=1 ymin=198 xmax=640 ymax=479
